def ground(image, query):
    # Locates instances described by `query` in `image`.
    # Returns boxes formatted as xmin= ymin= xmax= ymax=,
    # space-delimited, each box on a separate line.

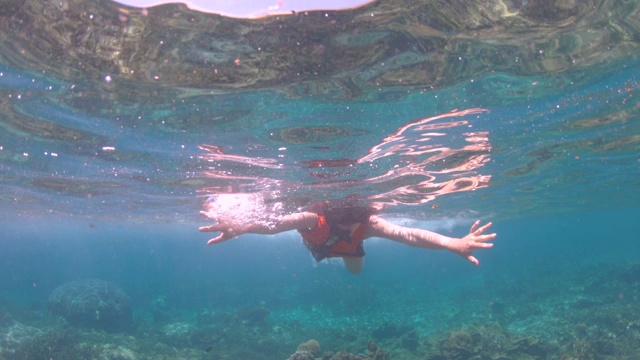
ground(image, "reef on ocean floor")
xmin=0 ymin=262 xmax=639 ymax=359
xmin=423 ymin=323 xmax=549 ymax=360
xmin=4 ymin=327 xmax=100 ymax=360
xmin=287 ymin=339 xmax=389 ymax=360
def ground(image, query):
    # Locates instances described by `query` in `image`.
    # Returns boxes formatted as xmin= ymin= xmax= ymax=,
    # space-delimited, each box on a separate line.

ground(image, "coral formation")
xmin=371 ymin=322 xmax=410 ymax=341
xmin=150 ymin=295 xmax=172 ymax=323
xmin=0 ymin=321 xmax=42 ymax=355
xmin=98 ymin=344 xmax=137 ymax=360
xmin=160 ymin=322 xmax=198 ymax=347
xmin=287 ymin=341 xmax=390 ymax=360
xmin=2 ymin=259 xmax=640 ymax=359
xmin=12 ymin=329 xmax=99 ymax=360
xmin=365 ymin=341 xmax=390 ymax=360
xmin=297 ymin=339 xmax=321 ymax=357
xmin=425 ymin=323 xmax=549 ymax=359
xmin=236 ymin=307 xmax=270 ymax=325
xmin=47 ymin=279 xmax=132 ymax=332
xmin=288 ymin=350 xmax=316 ymax=360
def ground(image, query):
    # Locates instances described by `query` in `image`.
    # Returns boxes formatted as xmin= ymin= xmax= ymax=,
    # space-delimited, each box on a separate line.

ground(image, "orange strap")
xmin=325 ymin=223 xmax=366 ymax=258
xmin=299 ymin=214 xmax=330 ymax=246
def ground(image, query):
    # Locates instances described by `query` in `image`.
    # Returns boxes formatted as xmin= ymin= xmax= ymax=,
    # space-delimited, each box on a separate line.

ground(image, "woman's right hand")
xmin=199 ymin=210 xmax=248 ymax=245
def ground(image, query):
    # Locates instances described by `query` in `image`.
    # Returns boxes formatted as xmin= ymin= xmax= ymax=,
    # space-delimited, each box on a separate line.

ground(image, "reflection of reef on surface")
xmin=272 ymin=126 xmax=369 ymax=144
xmin=30 ymin=177 xmax=119 ymax=197
xmin=1 ymin=0 xmax=639 ymax=102
xmin=197 ymin=109 xmax=492 ymax=208
xmin=0 ymin=95 xmax=103 ymax=144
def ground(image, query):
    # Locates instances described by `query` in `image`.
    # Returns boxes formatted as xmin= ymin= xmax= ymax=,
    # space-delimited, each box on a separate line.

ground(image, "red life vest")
xmin=298 ymin=203 xmax=367 ymax=261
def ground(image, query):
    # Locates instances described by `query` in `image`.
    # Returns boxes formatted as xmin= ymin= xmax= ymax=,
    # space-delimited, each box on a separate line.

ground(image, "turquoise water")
xmin=1 ymin=1 xmax=640 ymax=359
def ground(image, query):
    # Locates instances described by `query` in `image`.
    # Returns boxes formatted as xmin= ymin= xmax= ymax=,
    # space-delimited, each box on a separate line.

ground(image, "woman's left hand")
xmin=450 ymin=220 xmax=496 ymax=265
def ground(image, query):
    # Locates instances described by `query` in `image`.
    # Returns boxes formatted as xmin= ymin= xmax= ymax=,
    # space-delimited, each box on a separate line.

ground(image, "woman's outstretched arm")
xmin=199 ymin=210 xmax=318 ymax=245
xmin=364 ymin=215 xmax=496 ymax=265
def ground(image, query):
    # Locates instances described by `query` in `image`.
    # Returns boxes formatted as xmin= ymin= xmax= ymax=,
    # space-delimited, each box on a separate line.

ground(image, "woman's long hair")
xmin=321 ymin=195 xmax=376 ymax=240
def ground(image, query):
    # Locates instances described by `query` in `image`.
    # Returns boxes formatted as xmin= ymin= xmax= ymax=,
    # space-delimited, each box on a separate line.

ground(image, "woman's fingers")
xmin=460 ymin=221 xmax=496 ymax=265
xmin=207 ymin=234 xmax=227 ymax=245
xmin=474 ymin=241 xmax=494 ymax=248
xmin=199 ymin=211 xmax=216 ymax=221
xmin=475 ymin=221 xmax=493 ymax=235
xmin=476 ymin=233 xmax=497 ymax=242
xmin=201 ymin=224 xmax=239 ymax=245
xmin=471 ymin=231 xmax=495 ymax=247
xmin=469 ymin=220 xmax=480 ymax=233
xmin=199 ymin=224 xmax=225 ymax=232
xmin=466 ymin=255 xmax=480 ymax=266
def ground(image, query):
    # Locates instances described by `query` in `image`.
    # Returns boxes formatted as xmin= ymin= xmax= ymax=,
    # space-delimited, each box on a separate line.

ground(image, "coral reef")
xmin=98 ymin=344 xmax=137 ymax=360
xmin=160 ymin=322 xmax=198 ymax=347
xmin=287 ymin=340 xmax=389 ymax=360
xmin=236 ymin=307 xmax=270 ymax=325
xmin=371 ymin=322 xmax=411 ymax=341
xmin=47 ymin=279 xmax=132 ymax=332
xmin=288 ymin=350 xmax=316 ymax=360
xmin=150 ymin=295 xmax=172 ymax=323
xmin=0 ymin=321 xmax=42 ymax=356
xmin=364 ymin=341 xmax=390 ymax=360
xmin=425 ymin=323 xmax=549 ymax=360
xmin=1 ymin=262 xmax=639 ymax=359
xmin=11 ymin=329 xmax=99 ymax=360
xmin=297 ymin=339 xmax=321 ymax=357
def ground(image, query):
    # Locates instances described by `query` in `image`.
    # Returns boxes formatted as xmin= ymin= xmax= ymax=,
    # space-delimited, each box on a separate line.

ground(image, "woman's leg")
xmin=343 ymin=257 xmax=364 ymax=275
